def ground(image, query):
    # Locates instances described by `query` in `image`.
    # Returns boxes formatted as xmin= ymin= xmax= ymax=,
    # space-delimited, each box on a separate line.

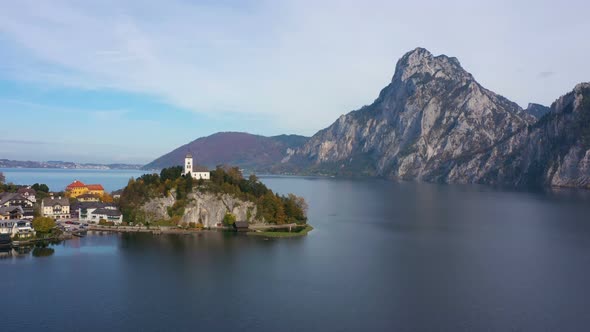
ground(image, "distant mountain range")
xmin=142 ymin=132 xmax=308 ymax=172
xmin=145 ymin=48 xmax=590 ymax=189
xmin=0 ymin=159 xmax=143 ymax=170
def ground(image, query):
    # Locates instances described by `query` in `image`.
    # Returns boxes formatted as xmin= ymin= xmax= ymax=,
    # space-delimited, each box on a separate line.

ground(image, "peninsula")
xmin=119 ymin=154 xmax=310 ymax=237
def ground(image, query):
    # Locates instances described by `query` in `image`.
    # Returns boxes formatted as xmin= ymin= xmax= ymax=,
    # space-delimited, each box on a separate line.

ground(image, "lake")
xmin=0 ymin=168 xmax=148 ymax=192
xmin=3 ymin=175 xmax=590 ymax=331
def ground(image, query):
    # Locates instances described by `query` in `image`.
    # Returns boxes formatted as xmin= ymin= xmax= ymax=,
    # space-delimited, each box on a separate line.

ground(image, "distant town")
xmin=1 ymin=177 xmax=124 ymax=246
xmin=0 ymin=159 xmax=143 ymax=170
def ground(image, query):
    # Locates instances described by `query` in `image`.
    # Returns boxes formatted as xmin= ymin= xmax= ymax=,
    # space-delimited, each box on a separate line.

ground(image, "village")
xmin=1 ymin=154 xmax=310 ymax=252
xmin=0 ymin=179 xmax=124 ymax=247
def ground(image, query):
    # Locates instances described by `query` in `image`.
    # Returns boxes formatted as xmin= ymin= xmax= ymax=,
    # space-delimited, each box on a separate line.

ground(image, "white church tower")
xmin=184 ymin=153 xmax=193 ymax=175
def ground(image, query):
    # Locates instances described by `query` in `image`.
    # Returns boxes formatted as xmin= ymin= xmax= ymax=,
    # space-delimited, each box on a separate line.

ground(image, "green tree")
xmin=0 ymin=172 xmax=5 ymax=185
xmin=184 ymin=174 xmax=194 ymax=193
xmin=223 ymin=212 xmax=236 ymax=225
xmin=160 ymin=166 xmax=183 ymax=182
xmin=32 ymin=183 xmax=49 ymax=193
xmin=32 ymin=216 xmax=56 ymax=233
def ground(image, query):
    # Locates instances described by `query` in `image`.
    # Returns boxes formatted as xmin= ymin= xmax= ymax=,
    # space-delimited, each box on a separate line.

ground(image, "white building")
xmin=41 ymin=197 xmax=70 ymax=220
xmin=184 ymin=154 xmax=210 ymax=180
xmin=0 ymin=219 xmax=36 ymax=239
xmin=79 ymin=204 xmax=123 ymax=224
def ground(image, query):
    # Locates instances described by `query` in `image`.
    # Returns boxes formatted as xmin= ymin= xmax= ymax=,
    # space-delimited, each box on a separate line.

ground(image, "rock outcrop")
xmin=141 ymin=191 xmax=263 ymax=227
xmin=524 ymin=103 xmax=551 ymax=119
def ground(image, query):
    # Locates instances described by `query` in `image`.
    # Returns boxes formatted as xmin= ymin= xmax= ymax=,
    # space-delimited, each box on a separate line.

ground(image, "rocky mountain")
xmin=145 ymin=48 xmax=589 ymax=189
xmin=282 ymin=47 xmax=536 ymax=180
xmin=452 ymin=83 xmax=590 ymax=188
xmin=143 ymin=132 xmax=308 ymax=172
xmin=524 ymin=103 xmax=551 ymax=119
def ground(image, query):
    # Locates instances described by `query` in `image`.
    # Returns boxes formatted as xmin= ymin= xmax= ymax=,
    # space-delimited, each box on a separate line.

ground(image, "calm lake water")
xmin=3 ymin=175 xmax=590 ymax=331
xmin=0 ymin=168 xmax=148 ymax=192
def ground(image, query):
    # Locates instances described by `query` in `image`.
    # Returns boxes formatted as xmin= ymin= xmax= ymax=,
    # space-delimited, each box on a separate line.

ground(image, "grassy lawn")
xmin=248 ymin=225 xmax=313 ymax=238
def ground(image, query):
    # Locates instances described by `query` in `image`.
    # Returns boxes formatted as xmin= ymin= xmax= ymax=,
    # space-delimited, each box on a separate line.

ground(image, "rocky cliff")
xmin=524 ymin=103 xmax=551 ymax=119
xmin=283 ymin=48 xmax=536 ymax=182
xmin=141 ymin=191 xmax=263 ymax=228
xmin=450 ymin=83 xmax=590 ymax=188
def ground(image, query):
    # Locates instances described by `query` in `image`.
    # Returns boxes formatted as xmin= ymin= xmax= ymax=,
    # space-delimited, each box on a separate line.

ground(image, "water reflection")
xmin=0 ymin=240 xmax=60 ymax=259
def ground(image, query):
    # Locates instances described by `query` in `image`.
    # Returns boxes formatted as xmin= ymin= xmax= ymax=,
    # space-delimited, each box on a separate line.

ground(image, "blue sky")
xmin=1 ymin=0 xmax=589 ymax=164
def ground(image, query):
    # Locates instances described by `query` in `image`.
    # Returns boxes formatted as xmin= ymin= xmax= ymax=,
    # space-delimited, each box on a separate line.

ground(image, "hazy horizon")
xmin=1 ymin=0 xmax=589 ymax=164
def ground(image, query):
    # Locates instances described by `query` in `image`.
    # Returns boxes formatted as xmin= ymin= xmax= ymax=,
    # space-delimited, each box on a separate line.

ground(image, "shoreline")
xmin=87 ymin=224 xmax=314 ymax=238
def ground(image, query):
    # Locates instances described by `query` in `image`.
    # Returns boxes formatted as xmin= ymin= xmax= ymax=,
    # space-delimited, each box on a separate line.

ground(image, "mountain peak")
xmin=406 ymin=47 xmax=433 ymax=58
xmin=392 ymin=48 xmax=469 ymax=83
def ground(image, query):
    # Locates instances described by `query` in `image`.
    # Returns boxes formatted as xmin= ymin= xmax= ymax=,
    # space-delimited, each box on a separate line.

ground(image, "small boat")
xmin=0 ymin=233 xmax=11 ymax=247
xmin=72 ymin=230 xmax=87 ymax=237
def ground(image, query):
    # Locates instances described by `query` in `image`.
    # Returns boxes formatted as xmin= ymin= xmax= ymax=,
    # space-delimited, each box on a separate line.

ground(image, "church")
xmin=184 ymin=154 xmax=210 ymax=180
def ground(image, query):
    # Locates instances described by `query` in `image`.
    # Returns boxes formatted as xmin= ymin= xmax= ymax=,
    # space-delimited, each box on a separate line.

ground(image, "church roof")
xmin=66 ymin=180 xmax=86 ymax=189
xmin=191 ymin=165 xmax=209 ymax=172
xmin=186 ymin=153 xmax=192 ymax=158
xmin=86 ymin=184 xmax=105 ymax=191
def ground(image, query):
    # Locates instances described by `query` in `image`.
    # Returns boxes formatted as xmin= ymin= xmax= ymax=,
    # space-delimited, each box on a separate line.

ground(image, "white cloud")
xmin=0 ymin=0 xmax=589 ymax=135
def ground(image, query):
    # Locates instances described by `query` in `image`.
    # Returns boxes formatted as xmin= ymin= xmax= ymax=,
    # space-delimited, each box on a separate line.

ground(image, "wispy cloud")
xmin=0 ymin=0 xmax=589 ymax=133
xmin=538 ymin=71 xmax=555 ymax=79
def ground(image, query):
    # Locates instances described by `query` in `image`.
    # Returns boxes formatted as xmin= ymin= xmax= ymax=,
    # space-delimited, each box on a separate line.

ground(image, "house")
xmin=184 ymin=154 xmax=210 ymax=180
xmin=233 ymin=221 xmax=250 ymax=231
xmin=0 ymin=220 xmax=14 ymax=235
xmin=0 ymin=193 xmax=34 ymax=219
xmin=0 ymin=219 xmax=36 ymax=239
xmin=77 ymin=193 xmax=100 ymax=202
xmin=17 ymin=187 xmax=36 ymax=203
xmin=11 ymin=220 xmax=36 ymax=239
xmin=0 ymin=206 xmax=24 ymax=220
xmin=78 ymin=202 xmax=123 ymax=224
xmin=91 ymin=207 xmax=123 ymax=224
xmin=65 ymin=180 xmax=105 ymax=198
xmin=41 ymin=197 xmax=70 ymax=220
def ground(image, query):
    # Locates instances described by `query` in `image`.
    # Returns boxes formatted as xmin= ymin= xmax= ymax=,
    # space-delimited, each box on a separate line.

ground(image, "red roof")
xmin=86 ymin=184 xmax=104 ymax=191
xmin=66 ymin=180 xmax=86 ymax=189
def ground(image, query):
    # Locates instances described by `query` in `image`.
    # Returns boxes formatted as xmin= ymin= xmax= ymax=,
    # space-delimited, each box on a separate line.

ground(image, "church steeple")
xmin=184 ymin=153 xmax=193 ymax=175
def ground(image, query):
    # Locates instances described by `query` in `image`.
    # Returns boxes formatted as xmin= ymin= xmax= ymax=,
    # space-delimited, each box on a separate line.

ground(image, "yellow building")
xmin=66 ymin=180 xmax=105 ymax=198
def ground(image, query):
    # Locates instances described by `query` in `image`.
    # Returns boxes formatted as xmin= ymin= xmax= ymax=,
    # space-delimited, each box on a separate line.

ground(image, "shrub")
xmin=223 ymin=212 xmax=236 ymax=225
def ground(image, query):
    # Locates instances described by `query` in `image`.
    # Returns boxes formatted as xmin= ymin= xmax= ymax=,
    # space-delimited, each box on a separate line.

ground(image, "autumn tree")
xmin=101 ymin=193 xmax=114 ymax=203
xmin=32 ymin=216 xmax=56 ymax=233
